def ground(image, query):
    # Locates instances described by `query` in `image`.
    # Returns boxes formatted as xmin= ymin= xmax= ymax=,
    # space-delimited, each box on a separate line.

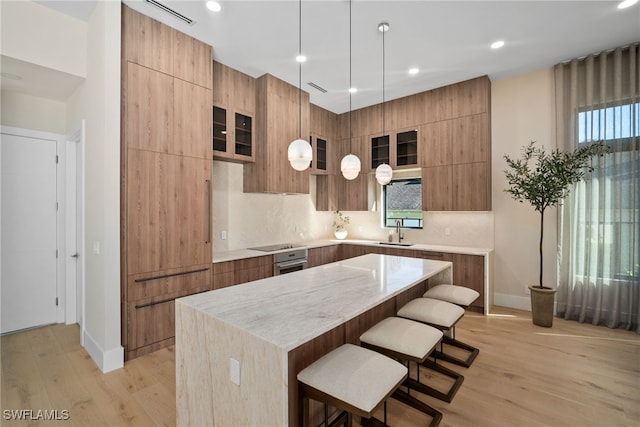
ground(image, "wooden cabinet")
xmin=244 ymin=74 xmax=310 ymax=194
xmin=310 ymin=104 xmax=338 ymax=175
xmin=122 ymin=5 xmax=211 ymax=89
xmin=315 ymin=174 xmax=339 ymax=212
xmin=212 ymin=61 xmax=255 ymax=163
xmin=307 ymin=245 xmax=340 ymax=268
xmin=121 ymin=5 xmax=213 ymax=360
xmin=212 ymin=256 xmax=273 ymax=289
xmin=421 ymin=112 xmax=490 ymax=211
xmin=369 ymin=128 xmax=419 ymax=171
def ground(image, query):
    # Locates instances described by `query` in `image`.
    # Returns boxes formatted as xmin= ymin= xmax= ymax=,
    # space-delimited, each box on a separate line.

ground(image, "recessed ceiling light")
xmin=491 ymin=40 xmax=505 ymax=49
xmin=618 ymin=0 xmax=638 ymax=8
xmin=296 ymin=55 xmax=307 ymax=63
xmin=206 ymin=1 xmax=221 ymax=12
xmin=408 ymin=68 xmax=419 ymax=75
xmin=349 ymin=87 xmax=358 ymax=94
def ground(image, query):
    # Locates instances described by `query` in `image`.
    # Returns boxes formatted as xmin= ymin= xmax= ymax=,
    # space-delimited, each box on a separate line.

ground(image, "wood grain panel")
xmin=307 ymin=245 xmax=340 ymax=268
xmin=127 ymin=150 xmax=212 ymax=274
xmin=128 ymin=300 xmax=175 ymax=350
xmin=173 ymin=31 xmax=212 ymax=89
xmin=420 ymin=120 xmax=452 ymax=167
xmin=452 ymin=113 xmax=489 ymax=165
xmin=451 ymin=254 xmax=485 ymax=312
xmin=173 ymin=79 xmax=212 ymax=159
xmin=344 ymin=299 xmax=396 ymax=345
xmin=452 ymin=162 xmax=489 ymax=211
xmin=122 ymin=5 xmax=173 ymax=74
xmin=245 ymin=74 xmax=309 ymax=194
xmin=315 ymin=174 xmax=339 ymax=212
xmin=125 ymin=63 xmax=173 ymax=153
xmin=127 ymin=265 xmax=212 ymax=301
xmin=422 ymin=165 xmax=453 ymax=211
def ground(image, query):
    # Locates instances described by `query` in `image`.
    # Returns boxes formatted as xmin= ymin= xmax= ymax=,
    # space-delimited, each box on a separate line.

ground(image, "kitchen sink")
xmin=377 ymin=241 xmax=414 ymax=247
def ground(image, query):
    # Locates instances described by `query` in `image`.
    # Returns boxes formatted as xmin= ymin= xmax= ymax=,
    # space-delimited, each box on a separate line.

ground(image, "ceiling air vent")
xmin=145 ymin=0 xmax=195 ymax=25
xmin=307 ymin=82 xmax=328 ymax=93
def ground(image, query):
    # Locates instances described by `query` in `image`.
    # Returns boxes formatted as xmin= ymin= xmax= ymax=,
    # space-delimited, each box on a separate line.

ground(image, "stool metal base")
xmin=391 ymin=389 xmax=442 ymax=427
xmin=434 ymin=336 xmax=479 ymax=368
xmin=406 ymin=358 xmax=464 ymax=403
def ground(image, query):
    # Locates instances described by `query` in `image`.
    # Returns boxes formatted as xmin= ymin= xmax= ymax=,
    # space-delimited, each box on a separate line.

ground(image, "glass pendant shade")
xmin=288 ymin=138 xmax=312 ymax=171
xmin=340 ymin=154 xmax=361 ymax=180
xmin=375 ymin=163 xmax=393 ymax=185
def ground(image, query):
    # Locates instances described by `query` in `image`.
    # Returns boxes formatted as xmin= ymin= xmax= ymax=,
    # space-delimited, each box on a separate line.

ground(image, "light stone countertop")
xmin=212 ymin=239 xmax=492 ymax=263
xmin=179 ymin=253 xmax=452 ymax=351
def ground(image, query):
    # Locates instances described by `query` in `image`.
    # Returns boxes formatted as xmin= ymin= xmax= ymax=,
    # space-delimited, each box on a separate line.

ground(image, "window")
xmin=578 ymin=101 xmax=640 ymax=145
xmin=383 ymin=178 xmax=423 ymax=228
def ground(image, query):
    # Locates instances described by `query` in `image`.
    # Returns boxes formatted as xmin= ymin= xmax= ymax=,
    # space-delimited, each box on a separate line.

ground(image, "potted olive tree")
xmin=504 ymin=141 xmax=608 ymax=327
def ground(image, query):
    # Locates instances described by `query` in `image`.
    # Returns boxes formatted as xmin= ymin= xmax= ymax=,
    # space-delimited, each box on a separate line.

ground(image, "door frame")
xmin=65 ymin=121 xmax=85 ymax=333
xmin=1 ymin=125 xmax=66 ymax=326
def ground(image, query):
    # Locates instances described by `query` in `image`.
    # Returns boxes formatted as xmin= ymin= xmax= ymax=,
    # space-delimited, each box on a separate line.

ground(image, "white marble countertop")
xmin=212 ymin=239 xmax=492 ymax=263
xmin=180 ymin=253 xmax=452 ymax=351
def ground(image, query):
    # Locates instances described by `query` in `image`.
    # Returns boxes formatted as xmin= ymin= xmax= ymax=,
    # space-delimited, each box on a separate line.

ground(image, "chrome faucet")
xmin=395 ymin=220 xmax=404 ymax=243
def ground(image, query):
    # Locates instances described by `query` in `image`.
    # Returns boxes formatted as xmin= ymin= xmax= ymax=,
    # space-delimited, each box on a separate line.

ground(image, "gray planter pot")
xmin=529 ymin=286 xmax=557 ymax=327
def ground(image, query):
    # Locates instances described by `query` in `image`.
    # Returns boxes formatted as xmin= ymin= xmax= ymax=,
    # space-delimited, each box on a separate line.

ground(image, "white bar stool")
xmin=360 ymin=317 xmax=464 ymax=404
xmin=398 ymin=298 xmax=479 ymax=368
xmin=423 ymin=284 xmax=480 ymax=308
xmin=297 ymin=343 xmax=408 ymax=427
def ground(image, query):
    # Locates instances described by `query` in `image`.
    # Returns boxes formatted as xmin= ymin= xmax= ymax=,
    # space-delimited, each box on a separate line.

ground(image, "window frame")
xmin=382 ymin=177 xmax=423 ymax=229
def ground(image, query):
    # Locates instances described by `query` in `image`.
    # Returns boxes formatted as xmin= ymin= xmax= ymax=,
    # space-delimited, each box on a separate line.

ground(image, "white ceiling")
xmin=6 ymin=1 xmax=640 ymax=113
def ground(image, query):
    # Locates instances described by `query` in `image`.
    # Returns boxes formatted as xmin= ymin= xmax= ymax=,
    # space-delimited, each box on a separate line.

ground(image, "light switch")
xmin=229 ymin=357 xmax=241 ymax=385
xmin=221 ymin=230 xmax=227 ymax=240
xmin=445 ymin=227 xmax=451 ymax=236
xmin=93 ymin=241 xmax=100 ymax=254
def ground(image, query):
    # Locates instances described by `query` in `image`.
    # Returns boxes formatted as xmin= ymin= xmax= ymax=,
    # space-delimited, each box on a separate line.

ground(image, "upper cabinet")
xmin=309 ymin=104 xmax=338 ymax=175
xmin=244 ymin=74 xmax=310 ymax=194
xmin=368 ymin=127 xmax=419 ymax=171
xmin=212 ymin=61 xmax=255 ymax=163
xmin=122 ymin=5 xmax=211 ymax=89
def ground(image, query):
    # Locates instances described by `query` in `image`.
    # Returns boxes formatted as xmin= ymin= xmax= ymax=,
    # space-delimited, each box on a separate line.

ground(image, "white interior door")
xmin=1 ymin=132 xmax=58 ymax=333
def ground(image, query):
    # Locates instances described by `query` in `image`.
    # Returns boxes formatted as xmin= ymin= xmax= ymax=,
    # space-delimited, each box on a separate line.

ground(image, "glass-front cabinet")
xmin=212 ymin=105 xmax=254 ymax=162
xmin=309 ymin=134 xmax=329 ymax=174
xmin=369 ymin=128 xmax=419 ymax=171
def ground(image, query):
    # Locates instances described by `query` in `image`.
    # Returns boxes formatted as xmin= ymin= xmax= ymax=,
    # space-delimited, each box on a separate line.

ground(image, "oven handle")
xmin=276 ymin=259 xmax=307 ymax=269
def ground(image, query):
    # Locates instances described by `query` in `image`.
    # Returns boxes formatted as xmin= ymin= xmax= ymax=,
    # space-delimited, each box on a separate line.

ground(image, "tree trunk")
xmin=539 ymin=209 xmax=544 ymax=288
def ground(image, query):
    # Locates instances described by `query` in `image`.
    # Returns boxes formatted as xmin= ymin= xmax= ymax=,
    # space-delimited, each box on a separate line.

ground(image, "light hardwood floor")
xmin=2 ymin=307 xmax=639 ymax=426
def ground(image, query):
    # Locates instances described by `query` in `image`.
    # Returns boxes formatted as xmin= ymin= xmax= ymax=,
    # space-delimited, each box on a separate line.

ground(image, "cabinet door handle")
xmin=135 ymin=297 xmax=175 ymax=309
xmin=134 ymin=267 xmax=209 ymax=283
xmin=205 ymin=179 xmax=212 ymax=244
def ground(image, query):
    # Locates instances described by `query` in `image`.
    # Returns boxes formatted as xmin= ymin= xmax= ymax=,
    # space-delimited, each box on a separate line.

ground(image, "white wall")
xmin=66 ymin=0 xmax=122 ymax=373
xmin=0 ymin=91 xmax=66 ymax=134
xmin=1 ymin=0 xmax=86 ymax=77
xmin=491 ymin=68 xmax=557 ymax=311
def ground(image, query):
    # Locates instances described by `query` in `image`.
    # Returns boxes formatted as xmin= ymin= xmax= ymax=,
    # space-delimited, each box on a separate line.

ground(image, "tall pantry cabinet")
xmin=121 ymin=5 xmax=213 ymax=360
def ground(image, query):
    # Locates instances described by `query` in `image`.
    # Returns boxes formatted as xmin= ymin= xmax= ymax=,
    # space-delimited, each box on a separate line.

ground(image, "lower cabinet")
xmin=125 ymin=264 xmax=212 ymax=360
xmin=307 ymin=245 xmax=340 ymax=267
xmin=212 ymin=255 xmax=274 ymax=289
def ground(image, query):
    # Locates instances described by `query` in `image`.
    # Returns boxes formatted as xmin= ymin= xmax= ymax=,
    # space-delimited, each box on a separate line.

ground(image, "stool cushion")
xmin=424 ymin=284 xmax=480 ymax=307
xmin=397 ymin=298 xmax=464 ymax=329
xmin=297 ymin=344 xmax=407 ymax=413
xmin=360 ymin=317 xmax=443 ymax=360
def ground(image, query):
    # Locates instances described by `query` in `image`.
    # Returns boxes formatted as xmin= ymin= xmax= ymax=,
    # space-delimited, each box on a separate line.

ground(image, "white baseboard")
xmin=494 ymin=292 xmax=531 ymax=311
xmin=83 ymin=330 xmax=124 ymax=373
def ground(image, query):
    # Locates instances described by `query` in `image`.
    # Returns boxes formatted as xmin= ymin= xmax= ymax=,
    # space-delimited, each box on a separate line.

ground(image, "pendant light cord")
xmin=382 ymin=24 xmax=385 ymax=139
xmin=348 ymin=0 xmax=352 ymax=153
xmin=298 ymin=0 xmax=302 ymax=139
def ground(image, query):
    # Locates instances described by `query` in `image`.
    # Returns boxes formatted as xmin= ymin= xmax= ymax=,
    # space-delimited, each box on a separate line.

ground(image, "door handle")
xmin=71 ymin=253 xmax=79 ymax=258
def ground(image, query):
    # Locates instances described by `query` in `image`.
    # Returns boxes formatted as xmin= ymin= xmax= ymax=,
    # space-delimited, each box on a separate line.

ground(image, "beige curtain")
xmin=555 ymin=43 xmax=640 ymax=333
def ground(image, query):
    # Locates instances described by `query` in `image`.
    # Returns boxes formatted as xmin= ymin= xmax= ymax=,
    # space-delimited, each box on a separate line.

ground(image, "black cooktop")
xmin=248 ymin=243 xmax=305 ymax=252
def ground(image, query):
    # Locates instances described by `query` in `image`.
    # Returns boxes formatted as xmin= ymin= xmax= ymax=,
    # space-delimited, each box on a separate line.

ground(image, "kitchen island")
xmin=176 ymin=254 xmax=452 ymax=426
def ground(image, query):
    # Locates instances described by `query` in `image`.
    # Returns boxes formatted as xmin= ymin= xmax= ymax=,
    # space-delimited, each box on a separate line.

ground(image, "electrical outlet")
xmin=525 ymin=285 xmax=531 ymax=295
xmin=229 ymin=357 xmax=241 ymax=385
xmin=221 ymin=230 xmax=227 ymax=240
xmin=445 ymin=227 xmax=451 ymax=236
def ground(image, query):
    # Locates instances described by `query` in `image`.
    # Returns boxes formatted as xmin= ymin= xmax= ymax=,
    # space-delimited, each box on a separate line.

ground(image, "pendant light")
xmin=340 ymin=0 xmax=361 ymax=180
xmin=375 ymin=22 xmax=393 ymax=186
xmin=288 ymin=0 xmax=312 ymax=171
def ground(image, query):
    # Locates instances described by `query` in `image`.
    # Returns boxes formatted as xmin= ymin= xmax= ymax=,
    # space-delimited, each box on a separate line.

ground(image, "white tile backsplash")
xmin=212 ymin=160 xmax=494 ymax=252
